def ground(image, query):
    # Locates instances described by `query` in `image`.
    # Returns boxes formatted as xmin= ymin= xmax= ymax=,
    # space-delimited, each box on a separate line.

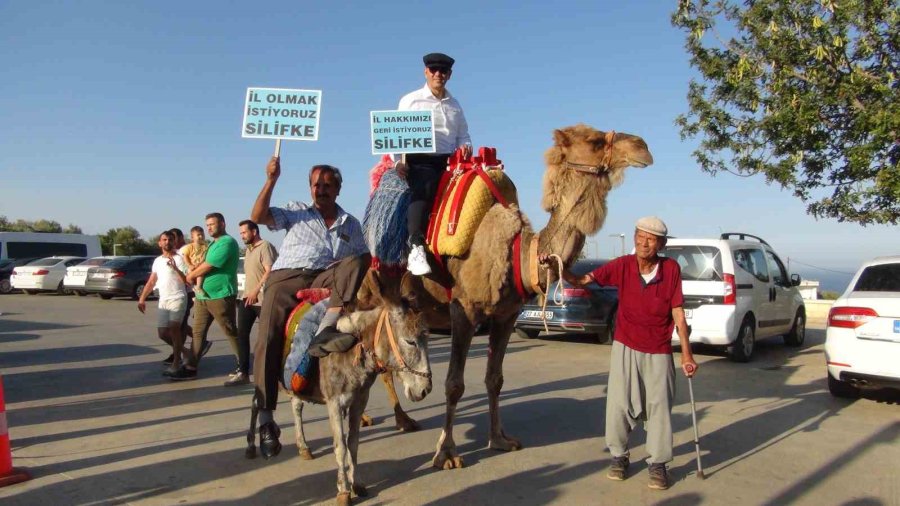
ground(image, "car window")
xmin=26 ymin=258 xmax=63 ymax=267
xmin=103 ymin=258 xmax=131 ymax=268
xmin=661 ymin=246 xmax=723 ymax=281
xmin=78 ymin=257 xmax=109 ymax=267
xmin=853 ymin=263 xmax=900 ymax=292
xmin=734 ymin=248 xmax=769 ymax=282
xmin=65 ymin=258 xmax=84 ymax=267
xmin=764 ymin=250 xmax=789 ymax=286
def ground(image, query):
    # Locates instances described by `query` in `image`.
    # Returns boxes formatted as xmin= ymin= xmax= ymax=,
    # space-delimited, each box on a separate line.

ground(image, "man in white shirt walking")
xmin=395 ymin=52 xmax=472 ymax=275
xmin=138 ymin=231 xmax=189 ymax=378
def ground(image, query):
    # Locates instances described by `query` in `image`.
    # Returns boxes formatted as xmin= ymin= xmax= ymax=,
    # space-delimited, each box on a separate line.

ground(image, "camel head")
xmin=541 ymin=124 xmax=653 ymax=235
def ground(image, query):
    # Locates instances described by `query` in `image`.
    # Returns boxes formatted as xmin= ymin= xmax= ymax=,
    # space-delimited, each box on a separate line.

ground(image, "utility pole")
xmin=113 ymin=243 xmax=122 ymax=256
xmin=609 ymin=233 xmax=625 ymax=256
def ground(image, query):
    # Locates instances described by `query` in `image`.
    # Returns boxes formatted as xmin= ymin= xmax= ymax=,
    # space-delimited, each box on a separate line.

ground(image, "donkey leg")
xmin=433 ymin=301 xmax=476 ymax=470
xmin=382 ymin=371 xmax=420 ymax=432
xmin=245 ymin=390 xmax=260 ymax=459
xmin=291 ymin=396 xmax=313 ymax=460
xmin=486 ymin=314 xmax=522 ymax=451
xmin=347 ymin=390 xmax=370 ymax=497
xmin=327 ymin=400 xmax=352 ymax=502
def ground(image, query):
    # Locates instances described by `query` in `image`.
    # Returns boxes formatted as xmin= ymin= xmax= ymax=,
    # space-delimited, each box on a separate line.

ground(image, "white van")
xmin=0 ymin=232 xmax=102 ymax=261
xmin=662 ymin=233 xmax=806 ymax=362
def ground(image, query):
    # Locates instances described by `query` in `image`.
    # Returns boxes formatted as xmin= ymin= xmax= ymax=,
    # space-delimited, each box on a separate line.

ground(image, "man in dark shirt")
xmin=548 ymin=216 xmax=697 ymax=490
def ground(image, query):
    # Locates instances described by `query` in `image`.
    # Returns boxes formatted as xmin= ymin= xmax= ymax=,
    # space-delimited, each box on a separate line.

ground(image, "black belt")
xmin=294 ymin=267 xmax=325 ymax=277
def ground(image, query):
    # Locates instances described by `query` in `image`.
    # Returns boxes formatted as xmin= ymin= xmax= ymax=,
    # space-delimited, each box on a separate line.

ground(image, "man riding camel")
xmin=394 ymin=52 xmax=472 ymax=275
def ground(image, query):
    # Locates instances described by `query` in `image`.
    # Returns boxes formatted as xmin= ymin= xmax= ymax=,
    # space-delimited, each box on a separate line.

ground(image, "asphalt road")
xmin=0 ymin=293 xmax=897 ymax=505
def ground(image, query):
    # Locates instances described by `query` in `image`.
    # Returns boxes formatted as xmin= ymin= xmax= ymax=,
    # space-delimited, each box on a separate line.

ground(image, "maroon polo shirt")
xmin=590 ymin=254 xmax=684 ymax=354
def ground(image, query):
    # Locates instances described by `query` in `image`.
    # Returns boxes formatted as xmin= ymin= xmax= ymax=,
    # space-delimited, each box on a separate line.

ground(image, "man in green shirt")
xmin=180 ymin=212 xmax=240 ymax=381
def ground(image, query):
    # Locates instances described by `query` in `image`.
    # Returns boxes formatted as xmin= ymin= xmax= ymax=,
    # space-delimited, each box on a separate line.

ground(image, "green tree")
xmin=101 ymin=227 xmax=157 ymax=256
xmin=63 ymin=224 xmax=83 ymax=234
xmin=31 ymin=219 xmax=62 ymax=233
xmin=672 ymin=0 xmax=899 ymax=225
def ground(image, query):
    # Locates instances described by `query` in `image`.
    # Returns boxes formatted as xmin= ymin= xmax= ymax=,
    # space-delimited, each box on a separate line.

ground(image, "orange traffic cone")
xmin=0 ymin=375 xmax=31 ymax=487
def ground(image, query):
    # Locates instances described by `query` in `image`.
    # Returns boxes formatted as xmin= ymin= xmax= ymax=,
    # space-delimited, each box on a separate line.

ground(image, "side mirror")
xmin=791 ymin=273 xmax=801 ymax=287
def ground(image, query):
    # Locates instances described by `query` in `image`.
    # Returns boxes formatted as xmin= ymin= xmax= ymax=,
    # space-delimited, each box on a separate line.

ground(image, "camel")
xmin=365 ymin=124 xmax=654 ymax=469
xmin=246 ymin=281 xmax=432 ymax=506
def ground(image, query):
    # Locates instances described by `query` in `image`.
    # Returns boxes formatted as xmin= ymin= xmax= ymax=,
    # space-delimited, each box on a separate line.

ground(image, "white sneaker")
xmin=407 ymin=245 xmax=432 ymax=276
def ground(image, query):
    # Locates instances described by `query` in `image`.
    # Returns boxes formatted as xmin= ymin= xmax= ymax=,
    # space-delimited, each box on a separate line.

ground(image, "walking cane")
xmin=686 ymin=370 xmax=705 ymax=480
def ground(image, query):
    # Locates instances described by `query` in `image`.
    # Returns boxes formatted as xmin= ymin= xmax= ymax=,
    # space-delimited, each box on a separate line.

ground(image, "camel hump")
xmin=428 ymin=149 xmax=518 ymax=258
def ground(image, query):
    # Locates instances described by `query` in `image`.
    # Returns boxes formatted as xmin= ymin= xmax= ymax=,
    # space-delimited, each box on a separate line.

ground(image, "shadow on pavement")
xmin=0 ymin=333 xmax=40 ymax=343
xmin=0 ymin=319 xmax=85 ymax=334
xmin=0 ymin=344 xmax=158 ymax=369
xmin=3 ymin=354 xmax=244 ymax=405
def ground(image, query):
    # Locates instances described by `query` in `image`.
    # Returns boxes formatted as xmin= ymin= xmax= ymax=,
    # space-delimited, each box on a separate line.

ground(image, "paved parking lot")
xmin=0 ymin=293 xmax=897 ymax=505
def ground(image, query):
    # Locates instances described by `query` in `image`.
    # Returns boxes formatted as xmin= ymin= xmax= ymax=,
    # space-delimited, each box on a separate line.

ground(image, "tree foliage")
xmin=99 ymin=227 xmax=157 ymax=256
xmin=672 ymin=0 xmax=899 ymax=225
xmin=0 ymin=215 xmax=80 ymax=234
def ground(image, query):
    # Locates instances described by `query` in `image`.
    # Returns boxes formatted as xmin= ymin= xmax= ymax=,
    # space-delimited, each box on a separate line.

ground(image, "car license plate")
xmin=523 ymin=310 xmax=553 ymax=319
xmin=91 ymin=273 xmax=110 ymax=280
xmin=684 ymin=309 xmax=693 ymax=319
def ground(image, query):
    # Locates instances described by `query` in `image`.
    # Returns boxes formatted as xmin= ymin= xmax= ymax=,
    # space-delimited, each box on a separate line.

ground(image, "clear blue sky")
xmin=2 ymin=1 xmax=895 ymax=290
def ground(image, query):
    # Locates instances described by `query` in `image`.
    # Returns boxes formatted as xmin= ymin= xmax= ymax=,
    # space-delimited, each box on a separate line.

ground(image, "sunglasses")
xmin=428 ymin=66 xmax=450 ymax=74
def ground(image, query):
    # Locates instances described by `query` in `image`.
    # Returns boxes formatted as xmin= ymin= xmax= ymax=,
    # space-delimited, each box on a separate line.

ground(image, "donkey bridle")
xmin=368 ymin=309 xmax=432 ymax=379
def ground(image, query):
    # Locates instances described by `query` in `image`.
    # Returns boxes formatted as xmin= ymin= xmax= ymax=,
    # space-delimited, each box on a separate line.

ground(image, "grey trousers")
xmin=605 ymin=340 xmax=675 ymax=464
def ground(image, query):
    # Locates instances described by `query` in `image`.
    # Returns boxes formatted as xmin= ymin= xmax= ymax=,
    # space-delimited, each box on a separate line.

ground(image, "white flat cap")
xmin=635 ymin=216 xmax=668 ymax=237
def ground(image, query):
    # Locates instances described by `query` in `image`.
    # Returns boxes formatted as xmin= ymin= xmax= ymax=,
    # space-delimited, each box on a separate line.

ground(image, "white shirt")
xmin=152 ymin=254 xmax=187 ymax=302
xmin=397 ymin=84 xmax=472 ymax=155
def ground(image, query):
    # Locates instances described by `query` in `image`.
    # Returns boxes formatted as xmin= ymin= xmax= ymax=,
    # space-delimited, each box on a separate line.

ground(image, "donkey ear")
xmin=553 ymin=128 xmax=571 ymax=148
xmin=356 ymin=269 xmax=383 ymax=310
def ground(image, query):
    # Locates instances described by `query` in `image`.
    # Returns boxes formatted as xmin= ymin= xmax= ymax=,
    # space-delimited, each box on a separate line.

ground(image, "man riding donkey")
xmin=250 ymin=159 xmax=372 ymax=459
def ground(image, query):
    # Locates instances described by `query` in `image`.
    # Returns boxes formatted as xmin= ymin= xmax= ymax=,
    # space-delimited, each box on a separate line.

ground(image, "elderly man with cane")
xmin=544 ymin=216 xmax=698 ymax=489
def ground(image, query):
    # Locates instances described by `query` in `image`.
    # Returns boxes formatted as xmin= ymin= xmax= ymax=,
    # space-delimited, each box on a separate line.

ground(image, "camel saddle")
xmin=426 ymin=147 xmax=518 ymax=258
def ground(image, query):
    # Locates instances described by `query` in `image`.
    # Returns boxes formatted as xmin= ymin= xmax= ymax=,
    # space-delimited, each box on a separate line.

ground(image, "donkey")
xmin=246 ymin=295 xmax=432 ymax=505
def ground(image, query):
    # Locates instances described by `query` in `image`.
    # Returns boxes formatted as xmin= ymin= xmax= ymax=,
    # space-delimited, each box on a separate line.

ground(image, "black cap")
xmin=423 ymin=52 xmax=455 ymax=69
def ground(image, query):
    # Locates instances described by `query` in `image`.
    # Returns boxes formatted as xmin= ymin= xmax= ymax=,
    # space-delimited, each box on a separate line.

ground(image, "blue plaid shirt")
xmin=269 ymin=202 xmax=368 ymax=271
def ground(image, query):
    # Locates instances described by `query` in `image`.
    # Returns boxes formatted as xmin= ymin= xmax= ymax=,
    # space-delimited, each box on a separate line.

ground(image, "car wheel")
xmin=784 ymin=309 xmax=806 ymax=347
xmin=827 ymin=372 xmax=860 ymax=399
xmin=0 ymin=278 xmax=11 ymax=294
xmin=728 ymin=316 xmax=755 ymax=363
xmin=57 ymin=280 xmax=69 ymax=295
xmin=100 ymin=294 xmax=113 ymax=300
xmin=515 ymin=328 xmax=540 ymax=339
xmin=132 ymin=283 xmax=146 ymax=301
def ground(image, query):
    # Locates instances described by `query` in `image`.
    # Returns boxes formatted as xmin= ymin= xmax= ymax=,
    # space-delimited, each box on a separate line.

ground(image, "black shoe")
xmin=648 ymin=463 xmax=669 ymax=490
xmin=162 ymin=353 xmax=174 ymax=366
xmin=607 ymin=455 xmax=629 ymax=481
xmin=224 ymin=371 xmax=250 ymax=387
xmin=259 ymin=421 xmax=282 ymax=459
xmin=200 ymin=340 xmax=213 ymax=358
xmin=169 ymin=366 xmax=197 ymax=381
xmin=308 ymin=325 xmax=357 ymax=358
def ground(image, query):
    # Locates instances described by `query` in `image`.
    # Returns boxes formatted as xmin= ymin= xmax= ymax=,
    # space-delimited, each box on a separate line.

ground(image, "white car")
xmin=63 ymin=256 xmax=117 ymax=296
xmin=11 ymin=256 xmax=87 ymax=294
xmin=824 ymin=256 xmax=900 ymax=398
xmin=664 ymin=233 xmax=806 ymax=362
xmin=237 ymin=257 xmax=245 ymax=296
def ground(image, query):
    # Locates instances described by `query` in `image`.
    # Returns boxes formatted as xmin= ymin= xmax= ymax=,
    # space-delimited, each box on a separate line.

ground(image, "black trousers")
xmin=236 ymin=300 xmax=261 ymax=374
xmin=406 ymin=153 xmax=450 ymax=246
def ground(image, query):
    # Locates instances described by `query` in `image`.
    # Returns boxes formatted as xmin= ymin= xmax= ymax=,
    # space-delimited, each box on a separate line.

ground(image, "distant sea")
xmin=793 ymin=267 xmax=856 ymax=294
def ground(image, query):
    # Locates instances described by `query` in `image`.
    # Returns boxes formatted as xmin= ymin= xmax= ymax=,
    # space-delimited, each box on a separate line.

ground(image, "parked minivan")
xmin=663 ymin=233 xmax=806 ymax=362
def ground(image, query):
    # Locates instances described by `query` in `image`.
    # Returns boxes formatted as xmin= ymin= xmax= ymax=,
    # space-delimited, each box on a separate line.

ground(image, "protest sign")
xmin=370 ymin=110 xmax=436 ymax=155
xmin=242 ymin=88 xmax=321 ymax=155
